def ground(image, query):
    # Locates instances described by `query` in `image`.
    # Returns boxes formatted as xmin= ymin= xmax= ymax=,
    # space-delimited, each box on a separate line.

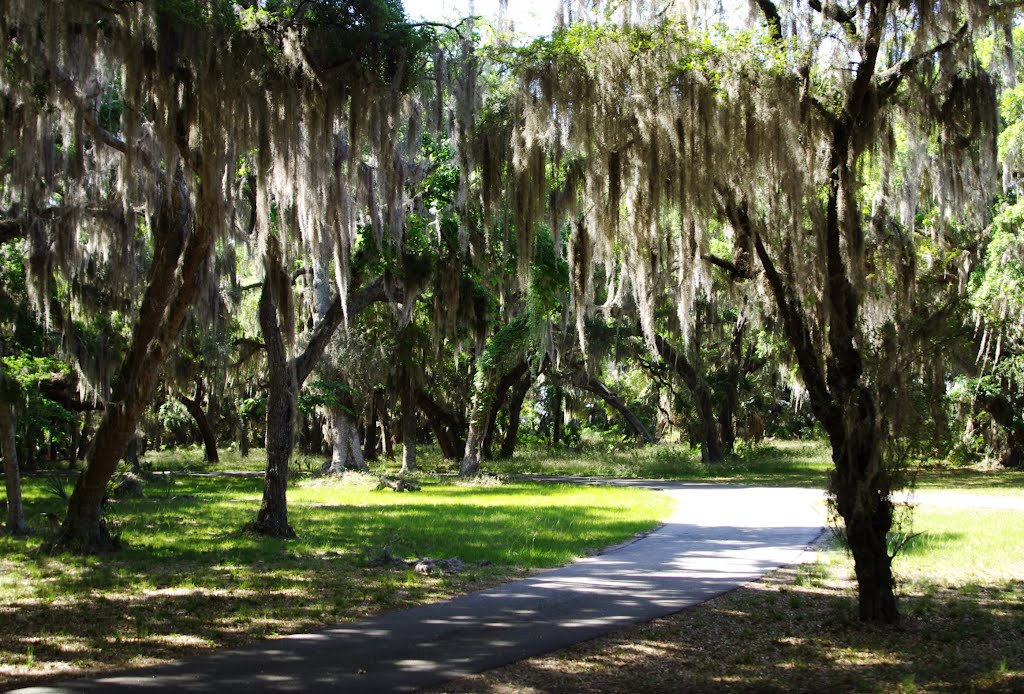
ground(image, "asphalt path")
xmin=13 ymin=482 xmax=830 ymax=694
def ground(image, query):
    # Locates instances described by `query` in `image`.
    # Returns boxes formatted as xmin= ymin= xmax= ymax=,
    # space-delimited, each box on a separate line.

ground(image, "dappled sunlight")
xmin=1 ymin=475 xmax=669 ymax=689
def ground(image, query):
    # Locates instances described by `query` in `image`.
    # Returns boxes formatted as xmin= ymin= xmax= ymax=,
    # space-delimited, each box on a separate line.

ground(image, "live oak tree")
xmin=501 ymin=0 xmax=1009 ymax=622
xmin=0 ymin=0 xmax=426 ymax=548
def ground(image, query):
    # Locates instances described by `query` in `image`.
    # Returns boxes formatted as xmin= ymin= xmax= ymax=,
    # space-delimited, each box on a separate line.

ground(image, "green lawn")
xmin=0 ymin=472 xmax=672 ymax=688
xmin=439 ymin=502 xmax=1024 ymax=693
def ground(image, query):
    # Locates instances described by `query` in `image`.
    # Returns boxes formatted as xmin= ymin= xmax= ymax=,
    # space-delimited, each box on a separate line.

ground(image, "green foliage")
xmin=298 ymin=379 xmax=357 ymax=416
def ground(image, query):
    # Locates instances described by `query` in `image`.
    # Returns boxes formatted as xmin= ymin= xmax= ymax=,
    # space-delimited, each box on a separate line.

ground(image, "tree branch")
xmin=807 ymin=0 xmax=857 ymax=35
xmin=877 ymin=23 xmax=968 ymax=99
xmin=293 ymin=275 xmax=397 ymax=385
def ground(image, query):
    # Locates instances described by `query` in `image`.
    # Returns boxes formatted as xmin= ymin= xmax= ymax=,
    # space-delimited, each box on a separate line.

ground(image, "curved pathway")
xmin=15 ymin=482 xmax=828 ymax=694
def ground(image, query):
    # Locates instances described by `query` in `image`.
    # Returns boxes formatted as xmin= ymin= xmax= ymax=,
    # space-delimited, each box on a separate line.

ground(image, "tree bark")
xmin=575 ymin=375 xmax=655 ymax=445
xmin=653 ymin=334 xmax=724 ymax=462
xmin=498 ymin=375 xmax=531 ymax=459
xmin=399 ymin=365 xmax=417 ymax=474
xmin=328 ymin=408 xmax=367 ymax=473
xmin=363 ymin=390 xmax=381 ymax=461
xmin=978 ymin=391 xmax=1024 ymax=469
xmin=415 ymin=389 xmax=466 ymax=459
xmin=251 ymin=271 xmax=393 ymax=536
xmin=250 ymin=247 xmax=298 ymax=539
xmin=178 ymin=380 xmax=219 ymax=464
xmin=482 ymin=361 xmax=528 ymax=459
xmin=53 ymin=174 xmax=213 ymax=553
xmin=1 ymin=402 xmax=28 ymax=535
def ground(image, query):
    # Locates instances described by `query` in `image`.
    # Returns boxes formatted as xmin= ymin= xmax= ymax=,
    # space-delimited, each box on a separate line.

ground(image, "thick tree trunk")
xmin=693 ymin=382 xmax=723 ymax=463
xmin=53 ymin=175 xmax=211 ymax=553
xmin=499 ymin=375 xmax=531 ymax=459
xmin=978 ymin=391 xmax=1024 ymax=469
xmin=123 ymin=434 xmax=142 ymax=474
xmin=251 ymin=256 xmax=297 ymax=539
xmin=328 ymin=408 xmax=367 ymax=473
xmin=1 ymin=402 xmax=28 ymax=535
xmin=830 ymin=390 xmax=898 ymax=623
xmin=178 ymin=383 xmax=219 ymax=464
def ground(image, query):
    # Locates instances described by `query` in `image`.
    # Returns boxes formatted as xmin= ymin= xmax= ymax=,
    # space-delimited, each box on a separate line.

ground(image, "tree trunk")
xmin=1 ymin=402 xmax=28 ymax=535
xmin=978 ymin=391 xmax=1024 ymax=469
xmin=178 ymin=382 xmax=219 ymax=464
xmin=693 ymin=382 xmax=723 ymax=463
xmin=123 ymin=433 xmax=142 ymax=474
xmin=415 ymin=389 xmax=466 ymax=460
xmin=830 ymin=391 xmax=899 ymax=623
xmin=575 ymin=375 xmax=655 ymax=445
xmin=239 ymin=414 xmax=250 ymax=458
xmin=499 ymin=375 xmax=531 ymax=459
xmin=482 ymin=361 xmax=528 ymax=459
xmin=653 ymin=334 xmax=724 ymax=463
xmin=399 ymin=366 xmax=417 ymax=474
xmin=718 ymin=320 xmax=749 ymax=454
xmin=363 ymin=390 xmax=381 ymax=461
xmin=68 ymin=413 xmax=83 ymax=470
xmin=250 ymin=254 xmax=297 ymax=539
xmin=52 ymin=174 xmax=212 ymax=553
xmin=328 ymin=408 xmax=367 ymax=473
xmin=551 ymin=384 xmax=563 ymax=446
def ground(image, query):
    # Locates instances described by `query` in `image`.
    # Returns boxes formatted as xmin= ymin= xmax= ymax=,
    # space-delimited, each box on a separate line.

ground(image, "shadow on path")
xmin=14 ymin=485 xmax=827 ymax=694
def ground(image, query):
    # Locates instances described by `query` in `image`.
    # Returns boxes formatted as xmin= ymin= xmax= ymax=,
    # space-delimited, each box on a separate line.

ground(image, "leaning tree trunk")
xmin=481 ymin=361 xmax=528 ymax=459
xmin=1 ymin=401 xmax=28 ymax=535
xmin=179 ymin=382 xmax=219 ymax=463
xmin=499 ymin=375 xmax=531 ymax=459
xmin=575 ymin=375 xmax=656 ymax=445
xmin=653 ymin=334 xmax=724 ymax=463
xmin=53 ymin=175 xmax=212 ymax=553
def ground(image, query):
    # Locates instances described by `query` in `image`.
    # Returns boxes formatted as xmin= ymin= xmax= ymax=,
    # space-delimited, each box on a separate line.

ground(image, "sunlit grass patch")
xmin=439 ymin=502 xmax=1024 ymax=693
xmin=0 ymin=472 xmax=670 ymax=689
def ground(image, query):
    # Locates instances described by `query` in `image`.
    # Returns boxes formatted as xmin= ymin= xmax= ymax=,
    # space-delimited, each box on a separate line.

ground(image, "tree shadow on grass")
xmin=0 ymin=485 xmax=662 ymax=689
xmin=441 ymin=573 xmax=1024 ymax=693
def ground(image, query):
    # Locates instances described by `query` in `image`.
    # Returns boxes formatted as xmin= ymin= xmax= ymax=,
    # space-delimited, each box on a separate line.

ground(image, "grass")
xmin=0 ymin=472 xmax=672 ymax=689
xmin=435 ymin=505 xmax=1024 ymax=693
xmin=478 ymin=439 xmax=837 ymax=487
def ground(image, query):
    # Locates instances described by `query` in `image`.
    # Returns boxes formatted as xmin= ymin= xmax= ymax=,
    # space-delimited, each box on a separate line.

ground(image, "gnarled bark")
xmin=53 ymin=175 xmax=212 ymax=553
xmin=328 ymin=407 xmax=368 ymax=473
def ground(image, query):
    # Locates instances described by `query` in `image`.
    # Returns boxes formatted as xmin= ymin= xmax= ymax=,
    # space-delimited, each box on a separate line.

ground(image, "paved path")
xmin=14 ymin=483 xmax=830 ymax=694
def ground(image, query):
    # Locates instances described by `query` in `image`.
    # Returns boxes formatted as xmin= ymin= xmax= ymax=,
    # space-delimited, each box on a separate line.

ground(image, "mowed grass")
xmin=438 ymin=503 xmax=1024 ymax=693
xmin=483 ymin=439 xmax=836 ymax=487
xmin=0 ymin=472 xmax=672 ymax=689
